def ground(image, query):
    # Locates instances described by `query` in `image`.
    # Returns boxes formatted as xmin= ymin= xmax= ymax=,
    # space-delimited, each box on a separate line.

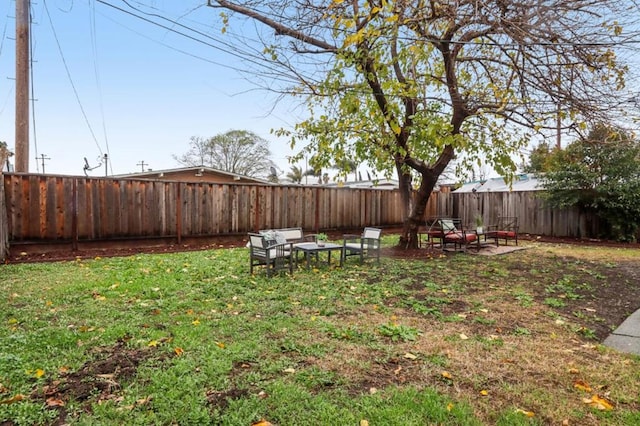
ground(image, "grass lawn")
xmin=1 ymin=236 xmax=639 ymax=425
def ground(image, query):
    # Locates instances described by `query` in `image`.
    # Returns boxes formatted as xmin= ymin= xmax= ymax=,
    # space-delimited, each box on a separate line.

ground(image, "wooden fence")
xmin=2 ymin=173 xmax=612 ymax=252
xmin=434 ymin=191 xmax=600 ymax=238
xmin=2 ymin=174 xmax=406 ymax=246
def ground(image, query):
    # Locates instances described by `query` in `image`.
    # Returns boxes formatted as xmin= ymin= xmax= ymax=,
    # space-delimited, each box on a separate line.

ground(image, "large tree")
xmin=173 ymin=130 xmax=276 ymax=178
xmin=209 ymin=0 xmax=639 ymax=247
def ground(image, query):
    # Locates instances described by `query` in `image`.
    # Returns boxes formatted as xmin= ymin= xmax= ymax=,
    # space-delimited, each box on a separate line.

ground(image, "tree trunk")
xmin=402 ymin=173 xmax=440 ymax=249
xmin=399 ymin=145 xmax=456 ymax=249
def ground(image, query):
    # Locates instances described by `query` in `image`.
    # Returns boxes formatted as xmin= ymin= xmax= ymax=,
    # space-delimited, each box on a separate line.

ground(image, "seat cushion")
xmin=496 ymin=231 xmax=516 ymax=238
xmin=444 ymin=232 xmax=477 ymax=243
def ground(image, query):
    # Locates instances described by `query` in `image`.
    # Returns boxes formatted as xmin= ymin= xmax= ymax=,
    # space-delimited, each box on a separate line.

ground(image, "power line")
xmin=42 ymin=0 xmax=104 ymax=157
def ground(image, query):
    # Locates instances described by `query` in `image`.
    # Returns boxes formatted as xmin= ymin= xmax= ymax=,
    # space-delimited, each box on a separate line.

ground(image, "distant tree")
xmin=304 ymin=167 xmax=322 ymax=184
xmin=173 ymin=130 xmax=276 ymax=178
xmin=541 ymin=125 xmax=640 ymax=242
xmin=522 ymin=142 xmax=555 ymax=174
xmin=286 ymin=165 xmax=304 ymax=184
xmin=0 ymin=141 xmax=13 ymax=173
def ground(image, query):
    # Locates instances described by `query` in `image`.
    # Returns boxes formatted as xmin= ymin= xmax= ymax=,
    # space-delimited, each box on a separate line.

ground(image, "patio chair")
xmin=342 ymin=227 xmax=382 ymax=264
xmin=425 ymin=218 xmax=477 ymax=251
xmin=486 ymin=216 xmax=519 ymax=246
xmin=248 ymin=233 xmax=294 ymax=277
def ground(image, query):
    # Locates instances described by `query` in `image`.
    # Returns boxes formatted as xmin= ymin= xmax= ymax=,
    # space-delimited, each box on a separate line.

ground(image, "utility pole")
xmin=136 ymin=160 xmax=148 ymax=172
xmin=15 ymin=0 xmax=30 ymax=172
xmin=103 ymin=153 xmax=108 ymax=176
xmin=36 ymin=154 xmax=50 ymax=174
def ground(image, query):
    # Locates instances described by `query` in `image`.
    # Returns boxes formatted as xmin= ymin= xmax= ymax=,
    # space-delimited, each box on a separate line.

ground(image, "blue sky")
xmin=0 ymin=0 xmax=304 ymax=176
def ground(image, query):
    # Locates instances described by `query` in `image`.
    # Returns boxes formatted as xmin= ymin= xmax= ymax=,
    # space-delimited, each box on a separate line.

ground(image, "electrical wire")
xmin=95 ymin=0 xmax=307 ymax=86
xmin=90 ymin=0 xmax=113 ymax=175
xmin=42 ymin=0 xmax=104 ymax=157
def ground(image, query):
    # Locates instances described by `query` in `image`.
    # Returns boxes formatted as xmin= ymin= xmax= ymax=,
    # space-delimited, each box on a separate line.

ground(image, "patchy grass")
xmin=1 ymin=239 xmax=639 ymax=425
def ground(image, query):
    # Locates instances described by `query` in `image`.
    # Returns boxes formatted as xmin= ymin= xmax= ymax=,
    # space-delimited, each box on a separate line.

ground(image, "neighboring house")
xmin=454 ymin=173 xmax=541 ymax=193
xmin=327 ymin=178 xmax=400 ymax=190
xmin=114 ymin=166 xmax=273 ymax=184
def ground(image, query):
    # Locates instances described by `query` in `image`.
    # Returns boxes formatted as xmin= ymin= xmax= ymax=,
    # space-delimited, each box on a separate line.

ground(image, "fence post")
xmin=0 ymin=174 xmax=8 ymax=262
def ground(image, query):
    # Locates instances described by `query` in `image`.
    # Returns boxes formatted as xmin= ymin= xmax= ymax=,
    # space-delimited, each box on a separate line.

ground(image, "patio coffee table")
xmin=294 ymin=242 xmax=344 ymax=269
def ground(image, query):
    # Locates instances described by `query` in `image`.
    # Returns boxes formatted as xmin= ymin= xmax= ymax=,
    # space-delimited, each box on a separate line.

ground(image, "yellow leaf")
xmin=403 ymin=352 xmax=417 ymax=360
xmin=515 ymin=408 xmax=535 ymax=417
xmin=192 ymin=319 xmax=200 ymax=326
xmin=480 ymin=390 xmax=489 ymax=396
xmin=441 ymin=371 xmax=452 ymax=379
xmin=446 ymin=402 xmax=454 ymax=412
xmin=174 ymin=347 xmax=184 ymax=356
xmin=148 ymin=340 xmax=159 ymax=347
xmin=360 ymin=420 xmax=370 ymax=426
xmin=583 ymin=394 xmax=614 ymax=410
xmin=283 ymin=368 xmax=296 ymax=374
xmin=459 ymin=333 xmax=469 ymax=340
xmin=574 ymin=380 xmax=592 ymax=392
xmin=216 ymin=341 xmax=225 ymax=349
xmin=252 ymin=419 xmax=274 ymax=426
xmin=0 ymin=394 xmax=24 ymax=404
xmin=34 ymin=369 xmax=45 ymax=378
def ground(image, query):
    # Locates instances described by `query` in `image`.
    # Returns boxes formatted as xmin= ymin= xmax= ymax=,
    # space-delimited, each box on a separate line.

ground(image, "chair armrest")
xmin=342 ymin=234 xmax=361 ymax=243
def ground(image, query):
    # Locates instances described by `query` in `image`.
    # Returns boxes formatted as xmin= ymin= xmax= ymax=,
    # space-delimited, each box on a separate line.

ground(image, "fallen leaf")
xmin=515 ymin=408 xmax=535 ymax=417
xmin=403 ymin=352 xmax=417 ymax=360
xmin=393 ymin=366 xmax=402 ymax=375
xmin=252 ymin=419 xmax=273 ymax=426
xmin=441 ymin=371 xmax=452 ymax=379
xmin=34 ymin=369 xmax=45 ymax=378
xmin=459 ymin=333 xmax=469 ymax=340
xmin=283 ymin=368 xmax=296 ymax=374
xmin=457 ymin=313 xmax=467 ymax=319
xmin=360 ymin=420 xmax=370 ymax=426
xmin=192 ymin=319 xmax=200 ymax=326
xmin=136 ymin=396 xmax=152 ymax=406
xmin=568 ymin=368 xmax=580 ymax=374
xmin=369 ymin=387 xmax=377 ymax=394
xmin=480 ymin=390 xmax=489 ymax=396
xmin=46 ymin=397 xmax=65 ymax=407
xmin=96 ymin=374 xmax=115 ymax=380
xmin=0 ymin=394 xmax=24 ymax=404
xmin=446 ymin=402 xmax=454 ymax=412
xmin=174 ymin=347 xmax=184 ymax=356
xmin=216 ymin=341 xmax=225 ymax=349
xmin=574 ymin=380 xmax=592 ymax=392
xmin=148 ymin=340 xmax=159 ymax=347
xmin=583 ymin=394 xmax=614 ymax=410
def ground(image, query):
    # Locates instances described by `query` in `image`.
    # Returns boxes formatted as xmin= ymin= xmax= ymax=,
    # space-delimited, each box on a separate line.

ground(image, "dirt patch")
xmin=29 ymin=339 xmax=158 ymax=425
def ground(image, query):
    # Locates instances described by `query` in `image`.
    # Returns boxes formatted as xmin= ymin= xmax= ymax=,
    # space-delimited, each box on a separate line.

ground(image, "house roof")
xmin=454 ymin=173 xmax=542 ymax=193
xmin=113 ymin=166 xmax=272 ymax=184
